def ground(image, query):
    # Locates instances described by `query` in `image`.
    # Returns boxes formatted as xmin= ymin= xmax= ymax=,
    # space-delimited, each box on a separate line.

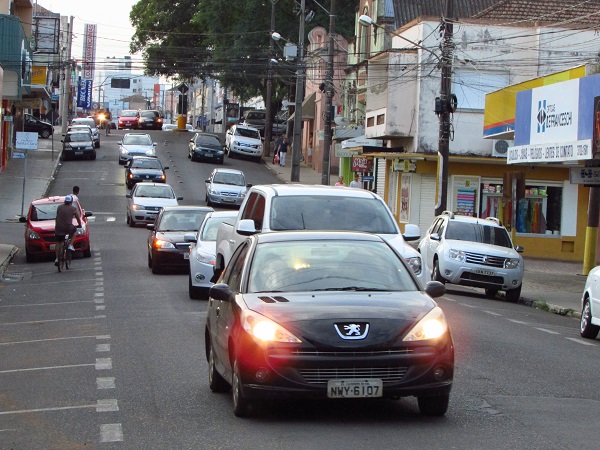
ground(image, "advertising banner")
xmin=530 ymin=79 xmax=579 ymax=145
xmin=83 ymin=24 xmax=97 ymax=80
xmin=77 ymin=77 xmax=93 ymax=109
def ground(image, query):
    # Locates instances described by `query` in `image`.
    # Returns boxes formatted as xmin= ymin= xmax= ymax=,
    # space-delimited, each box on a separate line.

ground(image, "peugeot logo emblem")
xmin=334 ymin=322 xmax=369 ymax=340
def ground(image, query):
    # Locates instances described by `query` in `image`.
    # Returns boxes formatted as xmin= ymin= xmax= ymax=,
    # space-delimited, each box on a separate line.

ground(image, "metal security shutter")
xmin=418 ymin=174 xmax=436 ymax=233
xmin=375 ymin=157 xmax=387 ymax=198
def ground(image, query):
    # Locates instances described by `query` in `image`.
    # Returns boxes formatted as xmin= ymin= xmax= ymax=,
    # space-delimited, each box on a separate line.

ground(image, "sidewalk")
xmin=0 ymin=137 xmax=586 ymax=319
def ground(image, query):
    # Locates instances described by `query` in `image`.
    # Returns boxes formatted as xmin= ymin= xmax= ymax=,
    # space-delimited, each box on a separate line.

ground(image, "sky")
xmin=36 ymin=0 xmax=142 ymax=71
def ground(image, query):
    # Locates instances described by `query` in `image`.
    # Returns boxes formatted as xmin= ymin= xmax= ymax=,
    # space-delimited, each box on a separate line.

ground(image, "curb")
xmin=521 ymin=297 xmax=581 ymax=319
xmin=0 ymin=245 xmax=19 ymax=279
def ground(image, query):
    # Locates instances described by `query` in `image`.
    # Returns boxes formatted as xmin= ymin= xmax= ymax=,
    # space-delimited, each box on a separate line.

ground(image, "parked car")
xmin=162 ymin=123 xmax=177 ymax=131
xmin=125 ymin=182 xmax=182 ymax=227
xmin=225 ymin=124 xmax=262 ymax=162
xmin=580 ymin=266 xmax=600 ymax=339
xmin=70 ymin=117 xmax=100 ymax=148
xmin=61 ymin=131 xmax=96 ymax=160
xmin=19 ymin=195 xmax=93 ymax=262
xmin=118 ymin=133 xmax=157 ymax=165
xmin=146 ymin=206 xmax=213 ymax=274
xmin=185 ymin=210 xmax=238 ymax=299
xmin=24 ymin=113 xmax=53 ymax=139
xmin=139 ymin=110 xmax=163 ymax=130
xmin=242 ymin=109 xmax=286 ymax=137
xmin=205 ymin=231 xmax=452 ymax=417
xmin=188 ymin=133 xmax=224 ymax=163
xmin=125 ymin=156 xmax=168 ymax=189
xmin=417 ymin=211 xmax=524 ymax=302
xmin=204 ymin=168 xmax=250 ymax=207
xmin=118 ymin=109 xmax=141 ymax=130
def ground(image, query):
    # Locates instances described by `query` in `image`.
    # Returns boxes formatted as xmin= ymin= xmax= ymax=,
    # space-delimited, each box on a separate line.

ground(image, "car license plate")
xmin=183 ymin=253 xmax=190 ymax=260
xmin=327 ymin=379 xmax=382 ymax=398
xmin=475 ymin=268 xmax=495 ymax=276
xmin=49 ymin=244 xmax=56 ymax=250
xmin=75 ymin=151 xmax=83 ymax=155
xmin=222 ymin=198 xmax=235 ymax=203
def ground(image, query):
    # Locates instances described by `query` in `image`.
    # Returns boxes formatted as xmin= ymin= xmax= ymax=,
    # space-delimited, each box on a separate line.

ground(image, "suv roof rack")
xmin=485 ymin=216 xmax=502 ymax=226
xmin=441 ymin=210 xmax=454 ymax=219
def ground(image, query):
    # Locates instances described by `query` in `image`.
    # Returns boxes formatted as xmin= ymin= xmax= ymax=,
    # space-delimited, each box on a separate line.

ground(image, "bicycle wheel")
xmin=65 ymin=244 xmax=72 ymax=270
xmin=57 ymin=241 xmax=65 ymax=272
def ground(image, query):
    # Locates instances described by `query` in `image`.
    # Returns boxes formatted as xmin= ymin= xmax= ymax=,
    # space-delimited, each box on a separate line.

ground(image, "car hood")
xmin=155 ymin=230 xmax=196 ymax=241
xmin=243 ymin=291 xmax=436 ymax=346
xmin=378 ymin=234 xmax=420 ymax=259
xmin=27 ymin=218 xmax=85 ymax=232
xmin=195 ymin=240 xmax=217 ymax=256
xmin=209 ymin=182 xmax=246 ymax=193
xmin=232 ymin=136 xmax=261 ymax=145
xmin=132 ymin=197 xmax=178 ymax=207
xmin=121 ymin=145 xmax=154 ymax=153
xmin=130 ymin=168 xmax=164 ymax=176
xmin=445 ymin=239 xmax=520 ymax=257
xmin=193 ymin=142 xmax=222 ymax=151
xmin=120 ymin=117 xmax=138 ymax=122
xmin=66 ymin=141 xmax=93 ymax=147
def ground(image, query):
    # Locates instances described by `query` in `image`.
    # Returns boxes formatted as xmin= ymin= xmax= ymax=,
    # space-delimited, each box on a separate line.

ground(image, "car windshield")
xmin=131 ymin=159 xmax=162 ymax=169
xmin=141 ymin=111 xmax=158 ymax=118
xmin=158 ymin=210 xmax=210 ymax=231
xmin=121 ymin=110 xmax=139 ymax=117
xmin=445 ymin=221 xmax=513 ymax=248
xmin=246 ymin=112 xmax=265 ymax=120
xmin=30 ymin=201 xmax=81 ymax=221
xmin=65 ymin=133 xmax=92 ymax=143
xmin=235 ymin=128 xmax=260 ymax=139
xmin=270 ymin=196 xmax=398 ymax=234
xmin=195 ymin=135 xmax=221 ymax=146
xmin=123 ymin=135 xmax=152 ymax=146
xmin=212 ymin=172 xmax=245 ymax=186
xmin=200 ymin=216 xmax=235 ymax=241
xmin=72 ymin=119 xmax=95 ymax=128
xmin=248 ymin=240 xmax=416 ymax=293
xmin=134 ymin=185 xmax=174 ymax=199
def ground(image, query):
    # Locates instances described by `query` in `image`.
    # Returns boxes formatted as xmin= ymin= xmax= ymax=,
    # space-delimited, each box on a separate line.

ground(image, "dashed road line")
xmin=1 ymin=315 xmax=106 ymax=326
xmin=565 ymin=337 xmax=598 ymax=346
xmin=97 ymin=399 xmax=119 ymax=412
xmin=100 ymin=423 xmax=123 ymax=442
xmin=535 ymin=327 xmax=560 ymax=334
xmin=95 ymin=358 xmax=112 ymax=370
xmin=483 ymin=310 xmax=502 ymax=316
xmin=0 ymin=363 xmax=96 ymax=374
xmin=96 ymin=344 xmax=110 ymax=352
xmin=0 ymin=335 xmax=109 ymax=346
xmin=97 ymin=377 xmax=116 ymax=389
xmin=506 ymin=319 xmax=528 ymax=325
xmin=0 ymin=300 xmax=95 ymax=308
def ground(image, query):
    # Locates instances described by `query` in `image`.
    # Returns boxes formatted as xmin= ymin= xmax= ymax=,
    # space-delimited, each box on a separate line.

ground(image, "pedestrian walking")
xmin=349 ymin=173 xmax=362 ymax=188
xmin=278 ymin=137 xmax=289 ymax=167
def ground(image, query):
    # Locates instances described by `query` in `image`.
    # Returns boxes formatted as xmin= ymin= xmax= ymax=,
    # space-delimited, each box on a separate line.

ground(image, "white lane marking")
xmin=14 ymin=277 xmax=99 ymax=287
xmin=96 ymin=377 xmax=116 ymax=389
xmin=96 ymin=344 xmax=110 ymax=352
xmin=0 ymin=363 xmax=95 ymax=374
xmin=1 ymin=315 xmax=106 ymax=326
xmin=0 ymin=404 xmax=96 ymax=415
xmin=95 ymin=286 xmax=104 ymax=291
xmin=94 ymin=292 xmax=104 ymax=297
xmin=459 ymin=303 xmax=477 ymax=308
xmin=96 ymin=399 xmax=119 ymax=412
xmin=100 ymin=423 xmax=123 ymax=442
xmin=0 ymin=335 xmax=108 ymax=346
xmin=483 ymin=310 xmax=502 ymax=316
xmin=95 ymin=281 xmax=104 ymax=286
xmin=96 ymin=305 xmax=106 ymax=311
xmin=565 ymin=337 xmax=598 ymax=346
xmin=95 ymin=358 xmax=112 ymax=370
xmin=535 ymin=327 xmax=560 ymax=334
xmin=94 ymin=299 xmax=104 ymax=304
xmin=0 ymin=300 xmax=95 ymax=308
xmin=95 ymin=272 xmax=103 ymax=277
xmin=507 ymin=319 xmax=528 ymax=325
xmin=106 ymin=217 xmax=116 ymax=222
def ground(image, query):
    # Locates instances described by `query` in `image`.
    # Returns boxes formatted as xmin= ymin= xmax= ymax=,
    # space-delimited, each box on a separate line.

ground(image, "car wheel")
xmin=25 ymin=249 xmax=35 ymax=263
xmin=188 ymin=274 xmax=205 ymax=299
xmin=128 ymin=215 xmax=136 ymax=227
xmin=40 ymin=129 xmax=51 ymax=139
xmin=90 ymin=151 xmax=97 ymax=160
xmin=417 ymin=394 xmax=449 ymax=416
xmin=580 ymin=298 xmax=600 ymax=339
xmin=147 ymin=251 xmax=152 ymax=268
xmin=505 ymin=285 xmax=521 ymax=303
xmin=151 ymin=257 xmax=161 ymax=274
xmin=95 ymin=141 xmax=100 ymax=149
xmin=432 ymin=259 xmax=446 ymax=283
xmin=228 ymin=149 xmax=235 ymax=159
xmin=83 ymin=245 xmax=92 ymax=258
xmin=485 ymin=288 xmax=498 ymax=298
xmin=232 ymin=358 xmax=251 ymax=417
xmin=208 ymin=344 xmax=230 ymax=393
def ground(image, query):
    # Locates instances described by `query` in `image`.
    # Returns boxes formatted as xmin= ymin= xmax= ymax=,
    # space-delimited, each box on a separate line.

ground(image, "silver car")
xmin=71 ymin=117 xmax=100 ymax=148
xmin=125 ymin=182 xmax=182 ymax=227
xmin=185 ymin=210 xmax=239 ymax=299
xmin=205 ymin=168 xmax=250 ymax=207
xmin=118 ymin=133 xmax=157 ymax=165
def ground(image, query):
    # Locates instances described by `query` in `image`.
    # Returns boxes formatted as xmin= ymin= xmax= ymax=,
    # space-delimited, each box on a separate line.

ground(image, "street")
xmin=1 ymin=130 xmax=599 ymax=449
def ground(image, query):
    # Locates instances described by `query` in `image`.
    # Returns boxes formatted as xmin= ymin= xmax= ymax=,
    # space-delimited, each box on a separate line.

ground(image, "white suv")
xmin=418 ymin=211 xmax=524 ymax=302
xmin=225 ymin=124 xmax=262 ymax=162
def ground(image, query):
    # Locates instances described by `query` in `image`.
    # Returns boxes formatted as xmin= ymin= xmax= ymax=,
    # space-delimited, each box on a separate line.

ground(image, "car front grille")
xmin=464 ymin=252 xmax=506 ymax=268
xmin=175 ymin=243 xmax=191 ymax=249
xmin=220 ymin=191 xmax=239 ymax=197
xmin=299 ymin=367 xmax=408 ymax=385
xmin=460 ymin=272 xmax=504 ymax=284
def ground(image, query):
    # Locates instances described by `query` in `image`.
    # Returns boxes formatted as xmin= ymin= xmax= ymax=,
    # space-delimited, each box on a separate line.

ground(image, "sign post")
xmin=15 ymin=132 xmax=39 ymax=216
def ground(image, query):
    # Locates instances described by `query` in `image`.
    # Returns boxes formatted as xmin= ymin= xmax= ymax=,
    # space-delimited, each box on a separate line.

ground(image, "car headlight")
xmin=195 ymin=250 xmax=215 ymax=264
xmin=65 ymin=144 xmax=73 ymax=149
xmin=26 ymin=229 xmax=40 ymax=240
xmin=403 ymin=307 xmax=448 ymax=342
xmin=145 ymin=148 xmax=156 ymax=156
xmin=208 ymin=187 xmax=220 ymax=195
xmin=131 ymin=204 xmax=143 ymax=210
xmin=241 ymin=309 xmax=302 ymax=344
xmin=85 ymin=145 xmax=94 ymax=150
xmin=158 ymin=174 xmax=166 ymax=181
xmin=448 ymin=249 xmax=465 ymax=262
xmin=405 ymin=256 xmax=422 ymax=275
xmin=504 ymin=258 xmax=521 ymax=269
xmin=120 ymin=147 xmax=130 ymax=155
xmin=76 ymin=224 xmax=86 ymax=235
xmin=153 ymin=239 xmax=175 ymax=249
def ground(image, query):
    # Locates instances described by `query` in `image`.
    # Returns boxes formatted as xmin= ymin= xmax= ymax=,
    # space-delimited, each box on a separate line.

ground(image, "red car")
xmin=117 ymin=110 xmax=140 ymax=130
xmin=19 ymin=196 xmax=93 ymax=262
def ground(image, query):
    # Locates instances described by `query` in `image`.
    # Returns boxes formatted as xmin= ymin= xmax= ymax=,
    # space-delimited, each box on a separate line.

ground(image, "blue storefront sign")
xmin=77 ymin=77 xmax=93 ymax=109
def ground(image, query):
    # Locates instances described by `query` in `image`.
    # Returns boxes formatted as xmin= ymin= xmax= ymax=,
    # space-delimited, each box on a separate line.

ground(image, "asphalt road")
xmin=1 ymin=130 xmax=599 ymax=449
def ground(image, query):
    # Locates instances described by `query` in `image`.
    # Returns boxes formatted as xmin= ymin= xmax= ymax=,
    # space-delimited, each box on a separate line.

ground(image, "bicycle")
xmin=56 ymin=234 xmax=72 ymax=272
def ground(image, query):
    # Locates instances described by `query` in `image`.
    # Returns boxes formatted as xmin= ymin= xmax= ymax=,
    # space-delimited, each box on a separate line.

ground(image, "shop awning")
xmin=288 ymin=92 xmax=316 ymax=121
xmin=334 ymin=125 xmax=363 ymax=140
xmin=22 ymin=84 xmax=52 ymax=99
xmin=341 ymin=135 xmax=384 ymax=150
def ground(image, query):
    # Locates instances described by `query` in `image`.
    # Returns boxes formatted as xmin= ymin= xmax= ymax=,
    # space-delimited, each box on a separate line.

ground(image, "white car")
xmin=418 ymin=211 xmax=524 ymax=302
xmin=225 ymin=124 xmax=262 ymax=162
xmin=185 ymin=210 xmax=239 ymax=299
xmin=71 ymin=117 xmax=100 ymax=148
xmin=205 ymin=168 xmax=249 ymax=207
xmin=118 ymin=133 xmax=157 ymax=164
xmin=125 ymin=182 xmax=182 ymax=227
xmin=580 ymin=266 xmax=600 ymax=339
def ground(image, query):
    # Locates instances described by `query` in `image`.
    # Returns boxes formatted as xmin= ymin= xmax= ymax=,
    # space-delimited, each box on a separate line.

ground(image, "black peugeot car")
xmin=125 ymin=156 xmax=168 ymax=189
xmin=188 ymin=133 xmax=224 ymax=164
xmin=205 ymin=231 xmax=454 ymax=417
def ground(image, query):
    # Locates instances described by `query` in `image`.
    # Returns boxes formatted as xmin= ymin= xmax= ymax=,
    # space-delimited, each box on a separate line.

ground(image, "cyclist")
xmin=104 ymin=109 xmax=112 ymax=135
xmin=54 ymin=195 xmax=82 ymax=266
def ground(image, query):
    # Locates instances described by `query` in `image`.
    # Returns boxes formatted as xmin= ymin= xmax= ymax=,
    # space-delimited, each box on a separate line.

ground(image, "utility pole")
xmin=200 ymin=79 xmax=206 ymax=131
xmin=321 ymin=0 xmax=336 ymax=185
xmin=60 ymin=16 xmax=73 ymax=134
xmin=264 ymin=0 xmax=278 ymax=158
xmin=434 ymin=0 xmax=455 ymax=216
xmin=291 ymin=0 xmax=306 ymax=182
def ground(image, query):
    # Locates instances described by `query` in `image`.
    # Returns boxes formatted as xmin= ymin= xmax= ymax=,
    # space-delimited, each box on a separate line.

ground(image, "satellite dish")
xmin=334 ymin=116 xmax=349 ymax=126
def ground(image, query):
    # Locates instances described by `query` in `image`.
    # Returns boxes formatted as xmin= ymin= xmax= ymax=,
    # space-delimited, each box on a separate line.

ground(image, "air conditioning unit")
xmin=492 ymin=139 xmax=513 ymax=158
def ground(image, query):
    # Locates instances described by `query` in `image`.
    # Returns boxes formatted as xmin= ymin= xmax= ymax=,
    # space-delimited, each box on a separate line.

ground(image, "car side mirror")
xmin=205 ymin=179 xmax=211 ymax=183
xmin=117 ymin=141 xmax=122 ymax=145
xmin=190 ymin=139 xmax=194 ymax=142
xmin=126 ymin=194 xmax=132 ymax=198
xmin=153 ymin=142 xmax=157 ymax=146
xmin=515 ymin=245 xmax=524 ymax=253
xmin=209 ymin=283 xmax=234 ymax=302
xmin=246 ymin=184 xmax=252 ymax=188
xmin=402 ymin=223 xmax=421 ymax=242
xmin=164 ymin=166 xmax=169 ymax=170
xmin=184 ymin=233 xmax=197 ymax=243
xmin=146 ymin=223 xmax=155 ymax=230
xmin=430 ymin=233 xmax=441 ymax=241
xmin=84 ymin=211 xmax=93 ymax=217
xmin=424 ymin=281 xmax=446 ymax=298
xmin=19 ymin=216 xmax=27 ymax=223
xmin=177 ymin=196 xmax=183 ymax=201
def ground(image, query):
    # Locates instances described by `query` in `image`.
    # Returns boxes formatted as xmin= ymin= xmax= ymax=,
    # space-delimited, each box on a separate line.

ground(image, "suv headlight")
xmin=405 ymin=256 xmax=422 ymax=275
xmin=504 ymin=258 xmax=520 ymax=269
xmin=26 ymin=229 xmax=41 ymax=240
xmin=403 ymin=307 xmax=448 ymax=341
xmin=448 ymin=249 xmax=465 ymax=262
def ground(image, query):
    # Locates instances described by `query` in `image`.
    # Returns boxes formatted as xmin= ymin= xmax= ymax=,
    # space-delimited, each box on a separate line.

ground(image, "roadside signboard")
xmin=16 ymin=132 xmax=38 ymax=150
